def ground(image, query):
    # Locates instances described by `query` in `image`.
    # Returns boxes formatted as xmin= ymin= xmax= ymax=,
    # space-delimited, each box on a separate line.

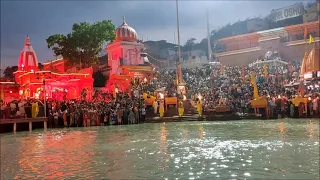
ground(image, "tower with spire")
xmin=17 ymin=36 xmax=39 ymax=72
xmin=13 ymin=36 xmax=94 ymax=100
xmin=15 ymin=36 xmax=39 ymax=83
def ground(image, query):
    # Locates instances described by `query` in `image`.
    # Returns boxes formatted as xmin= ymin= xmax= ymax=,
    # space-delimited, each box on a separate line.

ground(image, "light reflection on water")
xmin=1 ymin=119 xmax=319 ymax=180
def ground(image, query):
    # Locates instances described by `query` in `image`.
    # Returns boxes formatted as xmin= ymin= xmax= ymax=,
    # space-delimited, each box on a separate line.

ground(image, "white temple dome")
xmin=115 ymin=17 xmax=138 ymax=42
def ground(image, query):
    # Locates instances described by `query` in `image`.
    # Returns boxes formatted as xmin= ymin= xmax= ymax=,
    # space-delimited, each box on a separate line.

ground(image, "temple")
xmin=106 ymin=17 xmax=154 ymax=92
xmin=1 ymin=17 xmax=153 ymax=101
xmin=13 ymin=36 xmax=94 ymax=100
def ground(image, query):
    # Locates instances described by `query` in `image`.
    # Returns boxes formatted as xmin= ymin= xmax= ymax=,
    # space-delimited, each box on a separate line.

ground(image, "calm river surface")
xmin=1 ymin=119 xmax=319 ymax=180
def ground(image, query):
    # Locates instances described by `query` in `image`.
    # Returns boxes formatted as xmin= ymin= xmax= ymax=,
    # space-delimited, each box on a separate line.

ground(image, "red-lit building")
xmin=12 ymin=37 xmax=93 ymax=100
xmin=0 ymin=79 xmax=20 ymax=102
xmin=105 ymin=17 xmax=154 ymax=92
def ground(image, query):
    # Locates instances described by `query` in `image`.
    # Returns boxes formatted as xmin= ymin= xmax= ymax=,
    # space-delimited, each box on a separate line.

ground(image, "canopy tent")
xmin=251 ymin=59 xmax=288 ymax=66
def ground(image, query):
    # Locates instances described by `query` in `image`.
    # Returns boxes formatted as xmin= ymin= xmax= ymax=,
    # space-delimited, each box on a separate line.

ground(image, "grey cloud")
xmin=0 ymin=0 xmax=309 ymax=67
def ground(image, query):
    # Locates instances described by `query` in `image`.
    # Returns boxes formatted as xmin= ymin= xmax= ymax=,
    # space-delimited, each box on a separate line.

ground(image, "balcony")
xmin=216 ymin=46 xmax=261 ymax=57
xmin=285 ymin=36 xmax=319 ymax=47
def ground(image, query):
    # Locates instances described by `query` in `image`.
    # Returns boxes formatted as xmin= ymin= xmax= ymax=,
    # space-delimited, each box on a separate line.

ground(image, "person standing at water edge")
xmin=31 ymin=100 xmax=39 ymax=118
xmin=153 ymin=100 xmax=158 ymax=114
xmin=312 ymin=97 xmax=318 ymax=116
xmin=0 ymin=100 xmax=6 ymax=119
xmin=128 ymin=107 xmax=135 ymax=124
xmin=159 ymin=100 xmax=164 ymax=118
xmin=197 ymin=98 xmax=203 ymax=117
xmin=178 ymin=100 xmax=184 ymax=117
xmin=141 ymin=105 xmax=146 ymax=122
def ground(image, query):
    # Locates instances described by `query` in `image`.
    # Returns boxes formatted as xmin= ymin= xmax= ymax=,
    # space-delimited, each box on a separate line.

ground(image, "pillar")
xmin=29 ymin=122 xmax=32 ymax=131
xmin=44 ymin=121 xmax=47 ymax=131
xmin=13 ymin=123 xmax=17 ymax=133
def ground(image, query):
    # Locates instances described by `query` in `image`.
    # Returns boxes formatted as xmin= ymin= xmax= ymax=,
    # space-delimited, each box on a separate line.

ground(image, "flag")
xmin=263 ymin=63 xmax=268 ymax=78
xmin=309 ymin=35 xmax=314 ymax=44
xmin=304 ymin=26 xmax=307 ymax=41
xmin=250 ymin=72 xmax=259 ymax=99
xmin=0 ymin=88 xmax=4 ymax=100
xmin=250 ymin=72 xmax=255 ymax=85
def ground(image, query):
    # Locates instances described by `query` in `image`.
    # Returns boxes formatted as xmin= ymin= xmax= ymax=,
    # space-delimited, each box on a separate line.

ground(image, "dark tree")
xmin=3 ymin=66 xmax=18 ymax=79
xmin=46 ymin=20 xmax=116 ymax=68
xmin=38 ymin=63 xmax=44 ymax=70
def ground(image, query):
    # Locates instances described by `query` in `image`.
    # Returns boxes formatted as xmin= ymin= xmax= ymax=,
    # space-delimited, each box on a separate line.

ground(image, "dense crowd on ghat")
xmin=0 ymin=92 xmax=147 ymax=127
xmin=1 ymin=55 xmax=319 ymax=126
xmin=147 ymin=57 xmax=319 ymax=117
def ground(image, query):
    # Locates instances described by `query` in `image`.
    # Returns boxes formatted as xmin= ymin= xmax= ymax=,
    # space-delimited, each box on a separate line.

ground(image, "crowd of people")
xmin=1 ymin=56 xmax=319 ymax=125
xmin=146 ymin=57 xmax=319 ymax=117
xmin=0 ymin=92 xmax=147 ymax=127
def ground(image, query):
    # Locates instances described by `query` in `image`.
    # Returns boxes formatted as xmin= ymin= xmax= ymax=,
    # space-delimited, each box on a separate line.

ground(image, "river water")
xmin=1 ymin=119 xmax=319 ymax=180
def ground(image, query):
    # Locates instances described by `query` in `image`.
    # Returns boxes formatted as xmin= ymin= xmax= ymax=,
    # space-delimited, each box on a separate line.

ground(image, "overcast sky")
xmin=1 ymin=0 xmax=306 ymax=68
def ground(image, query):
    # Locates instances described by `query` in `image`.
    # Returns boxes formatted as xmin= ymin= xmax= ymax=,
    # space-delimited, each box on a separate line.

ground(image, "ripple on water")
xmin=1 ymin=119 xmax=319 ymax=180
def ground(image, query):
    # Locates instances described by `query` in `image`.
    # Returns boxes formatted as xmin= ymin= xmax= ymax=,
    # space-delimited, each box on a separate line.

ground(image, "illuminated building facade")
xmin=13 ymin=37 xmax=93 ymax=100
xmin=106 ymin=17 xmax=154 ymax=92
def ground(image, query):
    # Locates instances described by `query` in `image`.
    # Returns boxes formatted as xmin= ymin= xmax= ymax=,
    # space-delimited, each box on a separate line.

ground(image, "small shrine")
xmin=106 ymin=17 xmax=154 ymax=92
xmin=12 ymin=36 xmax=94 ymax=100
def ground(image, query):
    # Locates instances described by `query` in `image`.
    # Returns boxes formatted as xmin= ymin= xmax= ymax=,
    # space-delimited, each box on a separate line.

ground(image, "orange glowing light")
xmin=183 ymin=95 xmax=186 ymax=100
xmin=159 ymin=93 xmax=164 ymax=99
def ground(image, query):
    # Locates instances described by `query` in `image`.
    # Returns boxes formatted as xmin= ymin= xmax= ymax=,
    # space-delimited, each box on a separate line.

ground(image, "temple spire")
xmin=122 ymin=16 xmax=126 ymax=24
xmin=24 ymin=35 xmax=31 ymax=46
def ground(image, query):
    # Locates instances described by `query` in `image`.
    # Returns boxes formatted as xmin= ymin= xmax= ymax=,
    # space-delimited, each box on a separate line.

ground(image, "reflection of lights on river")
xmin=306 ymin=119 xmax=317 ymax=138
xmin=182 ymin=127 xmax=189 ymax=140
xmin=279 ymin=122 xmax=285 ymax=133
xmin=198 ymin=125 xmax=205 ymax=139
xmin=15 ymin=131 xmax=97 ymax=179
xmin=159 ymin=123 xmax=170 ymax=169
xmin=279 ymin=122 xmax=287 ymax=141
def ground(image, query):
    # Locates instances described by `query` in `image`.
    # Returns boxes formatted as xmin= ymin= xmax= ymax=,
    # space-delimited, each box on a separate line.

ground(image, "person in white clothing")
xmin=18 ymin=100 xmax=25 ymax=117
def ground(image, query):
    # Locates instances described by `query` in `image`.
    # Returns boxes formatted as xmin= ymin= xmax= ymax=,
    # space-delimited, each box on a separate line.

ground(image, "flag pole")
xmin=176 ymin=0 xmax=182 ymax=84
xmin=304 ymin=25 xmax=308 ymax=53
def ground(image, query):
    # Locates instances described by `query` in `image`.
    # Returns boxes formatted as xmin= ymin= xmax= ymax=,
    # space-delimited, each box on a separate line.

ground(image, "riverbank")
xmin=2 ymin=113 xmax=319 ymax=133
